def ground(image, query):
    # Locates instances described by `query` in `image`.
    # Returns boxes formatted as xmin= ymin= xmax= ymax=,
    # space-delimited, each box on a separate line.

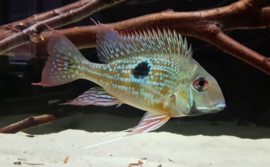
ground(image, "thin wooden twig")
xmin=0 ymin=0 xmax=92 ymax=37
xmin=0 ymin=115 xmax=55 ymax=133
xmin=0 ymin=0 xmax=128 ymax=55
xmin=0 ymin=0 xmax=93 ymax=50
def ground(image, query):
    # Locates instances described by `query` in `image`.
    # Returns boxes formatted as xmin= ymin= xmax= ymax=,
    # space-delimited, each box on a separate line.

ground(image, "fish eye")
xmin=193 ymin=76 xmax=208 ymax=91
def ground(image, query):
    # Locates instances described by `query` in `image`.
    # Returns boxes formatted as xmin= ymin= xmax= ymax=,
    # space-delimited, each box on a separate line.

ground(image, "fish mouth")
xmin=188 ymin=87 xmax=226 ymax=116
xmin=197 ymin=103 xmax=226 ymax=112
xmin=214 ymin=103 xmax=226 ymax=111
xmin=189 ymin=103 xmax=226 ymax=116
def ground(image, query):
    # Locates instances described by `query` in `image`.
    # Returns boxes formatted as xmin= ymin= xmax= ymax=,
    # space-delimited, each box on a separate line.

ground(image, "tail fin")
xmin=33 ymin=24 xmax=88 ymax=87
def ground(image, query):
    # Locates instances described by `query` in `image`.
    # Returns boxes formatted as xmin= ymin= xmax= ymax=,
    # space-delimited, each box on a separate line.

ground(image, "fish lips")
xmin=188 ymin=103 xmax=226 ymax=116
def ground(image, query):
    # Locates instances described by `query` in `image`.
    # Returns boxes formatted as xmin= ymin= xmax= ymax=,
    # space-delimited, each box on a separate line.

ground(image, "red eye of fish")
xmin=193 ymin=77 xmax=208 ymax=91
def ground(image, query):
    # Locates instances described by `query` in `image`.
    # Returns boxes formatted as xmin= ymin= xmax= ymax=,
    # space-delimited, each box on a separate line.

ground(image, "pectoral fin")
xmin=61 ymin=86 xmax=122 ymax=106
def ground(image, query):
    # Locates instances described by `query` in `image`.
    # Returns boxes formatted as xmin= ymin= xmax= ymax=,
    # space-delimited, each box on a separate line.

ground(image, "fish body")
xmin=83 ymin=55 xmax=195 ymax=117
xmin=34 ymin=22 xmax=226 ymax=140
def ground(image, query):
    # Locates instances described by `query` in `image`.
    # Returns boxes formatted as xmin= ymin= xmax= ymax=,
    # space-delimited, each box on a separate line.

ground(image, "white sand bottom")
xmin=0 ymin=113 xmax=270 ymax=167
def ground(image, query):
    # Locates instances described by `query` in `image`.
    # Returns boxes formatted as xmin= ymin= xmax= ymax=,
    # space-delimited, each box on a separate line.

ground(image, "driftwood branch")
xmin=0 ymin=0 xmax=93 ymax=38
xmin=0 ymin=115 xmax=55 ymax=133
xmin=0 ymin=0 xmax=128 ymax=55
xmin=1 ymin=0 xmax=270 ymax=76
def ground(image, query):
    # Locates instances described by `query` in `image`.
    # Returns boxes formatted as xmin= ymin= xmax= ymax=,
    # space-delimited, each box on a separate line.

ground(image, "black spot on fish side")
xmin=132 ymin=61 xmax=151 ymax=78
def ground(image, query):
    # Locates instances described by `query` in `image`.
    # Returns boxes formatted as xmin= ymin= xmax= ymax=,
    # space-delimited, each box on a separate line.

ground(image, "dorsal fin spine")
xmin=95 ymin=24 xmax=192 ymax=63
xmin=183 ymin=38 xmax=188 ymax=55
xmin=156 ymin=28 xmax=163 ymax=54
xmin=168 ymin=29 xmax=173 ymax=54
xmin=178 ymin=34 xmax=183 ymax=55
xmin=165 ymin=28 xmax=171 ymax=54
xmin=130 ymin=31 xmax=139 ymax=54
xmin=142 ymin=30 xmax=149 ymax=53
xmin=138 ymin=30 xmax=146 ymax=53
xmin=146 ymin=28 xmax=155 ymax=54
xmin=173 ymin=30 xmax=177 ymax=55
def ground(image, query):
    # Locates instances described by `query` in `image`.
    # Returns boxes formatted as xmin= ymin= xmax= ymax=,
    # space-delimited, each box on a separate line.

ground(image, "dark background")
xmin=1 ymin=0 xmax=270 ymax=133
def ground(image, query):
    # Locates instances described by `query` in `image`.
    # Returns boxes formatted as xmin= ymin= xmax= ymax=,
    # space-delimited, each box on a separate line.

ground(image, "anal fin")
xmin=125 ymin=112 xmax=170 ymax=136
xmin=105 ymin=112 xmax=170 ymax=137
xmin=61 ymin=86 xmax=121 ymax=106
xmin=83 ymin=112 xmax=170 ymax=149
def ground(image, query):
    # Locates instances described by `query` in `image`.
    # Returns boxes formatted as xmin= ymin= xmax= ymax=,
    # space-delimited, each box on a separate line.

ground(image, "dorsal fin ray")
xmin=94 ymin=23 xmax=193 ymax=63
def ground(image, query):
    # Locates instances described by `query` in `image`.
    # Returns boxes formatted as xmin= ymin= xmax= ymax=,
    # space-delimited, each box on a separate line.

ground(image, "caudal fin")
xmin=33 ymin=24 xmax=88 ymax=87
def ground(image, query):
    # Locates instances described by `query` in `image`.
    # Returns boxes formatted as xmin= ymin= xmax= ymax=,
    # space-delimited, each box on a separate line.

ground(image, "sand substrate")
xmin=0 ymin=113 xmax=270 ymax=167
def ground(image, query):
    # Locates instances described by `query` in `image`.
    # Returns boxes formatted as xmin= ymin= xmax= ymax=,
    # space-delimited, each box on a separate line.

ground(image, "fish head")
xmin=173 ymin=61 xmax=226 ymax=117
xmin=188 ymin=64 xmax=226 ymax=116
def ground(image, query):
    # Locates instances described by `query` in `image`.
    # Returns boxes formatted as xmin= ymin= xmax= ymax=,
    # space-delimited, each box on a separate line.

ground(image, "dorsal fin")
xmin=95 ymin=23 xmax=193 ymax=63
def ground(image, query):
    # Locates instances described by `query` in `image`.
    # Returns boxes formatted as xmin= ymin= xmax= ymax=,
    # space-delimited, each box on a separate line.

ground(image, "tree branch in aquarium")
xmin=1 ymin=0 xmax=270 ymax=75
xmin=0 ymin=115 xmax=55 ymax=133
xmin=0 ymin=0 xmax=93 ymax=38
xmin=201 ymin=26 xmax=270 ymax=75
xmin=0 ymin=0 xmax=128 ymax=55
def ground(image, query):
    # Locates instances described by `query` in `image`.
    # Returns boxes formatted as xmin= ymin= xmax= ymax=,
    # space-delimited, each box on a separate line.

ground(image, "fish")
xmin=33 ymin=21 xmax=226 ymax=148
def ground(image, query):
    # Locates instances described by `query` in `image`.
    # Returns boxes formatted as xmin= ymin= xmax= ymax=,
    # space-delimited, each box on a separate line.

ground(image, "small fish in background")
xmin=33 ymin=20 xmax=226 ymax=148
